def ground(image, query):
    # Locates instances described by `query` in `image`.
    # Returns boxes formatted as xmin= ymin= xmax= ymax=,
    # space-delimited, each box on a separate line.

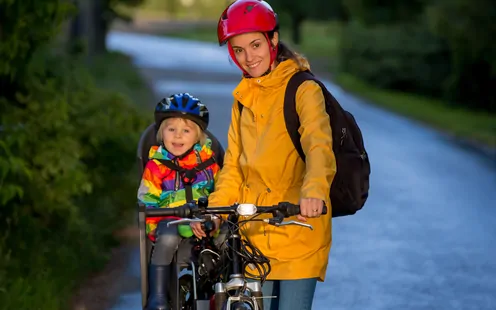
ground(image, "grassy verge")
xmin=0 ymin=51 xmax=152 ymax=310
xmin=336 ymin=74 xmax=496 ymax=146
xmin=155 ymin=20 xmax=495 ymax=147
xmin=160 ymin=22 xmax=217 ymax=42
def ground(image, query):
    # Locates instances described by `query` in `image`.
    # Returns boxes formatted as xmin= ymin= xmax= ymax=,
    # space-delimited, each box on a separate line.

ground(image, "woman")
xmin=192 ymin=1 xmax=336 ymax=309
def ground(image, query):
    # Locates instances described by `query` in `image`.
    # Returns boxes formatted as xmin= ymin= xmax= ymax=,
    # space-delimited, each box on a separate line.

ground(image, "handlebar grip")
xmin=145 ymin=204 xmax=191 ymax=218
xmin=284 ymin=204 xmax=328 ymax=216
xmin=145 ymin=208 xmax=177 ymax=217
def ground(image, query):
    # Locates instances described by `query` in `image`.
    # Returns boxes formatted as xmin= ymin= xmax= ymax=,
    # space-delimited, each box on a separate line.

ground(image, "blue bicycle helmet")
xmin=154 ymin=93 xmax=209 ymax=130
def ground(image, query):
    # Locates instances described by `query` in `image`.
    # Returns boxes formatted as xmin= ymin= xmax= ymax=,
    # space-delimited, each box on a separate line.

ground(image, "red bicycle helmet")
xmin=217 ymin=0 xmax=278 ymax=46
xmin=217 ymin=0 xmax=279 ymax=76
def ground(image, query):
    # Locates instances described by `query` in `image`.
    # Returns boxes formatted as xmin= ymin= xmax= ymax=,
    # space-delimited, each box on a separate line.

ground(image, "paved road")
xmin=107 ymin=31 xmax=496 ymax=310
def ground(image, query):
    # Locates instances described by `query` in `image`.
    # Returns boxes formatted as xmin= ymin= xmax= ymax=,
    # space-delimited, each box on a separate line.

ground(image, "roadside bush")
xmin=339 ymin=20 xmax=451 ymax=97
xmin=339 ymin=0 xmax=495 ymax=113
xmin=0 ymin=47 xmax=147 ymax=309
xmin=0 ymin=1 xmax=149 ymax=308
xmin=426 ymin=0 xmax=496 ymax=112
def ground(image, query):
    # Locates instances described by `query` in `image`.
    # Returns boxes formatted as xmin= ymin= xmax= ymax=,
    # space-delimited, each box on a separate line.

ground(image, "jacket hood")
xmin=233 ymin=54 xmax=311 ymax=105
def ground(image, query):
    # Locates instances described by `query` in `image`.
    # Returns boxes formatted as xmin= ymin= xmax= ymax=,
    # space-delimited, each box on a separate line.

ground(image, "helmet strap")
xmin=266 ymin=32 xmax=279 ymax=69
xmin=227 ymin=43 xmax=248 ymax=76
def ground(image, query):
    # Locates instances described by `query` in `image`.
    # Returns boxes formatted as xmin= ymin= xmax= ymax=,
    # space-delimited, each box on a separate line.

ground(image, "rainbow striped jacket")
xmin=137 ymin=139 xmax=220 ymax=239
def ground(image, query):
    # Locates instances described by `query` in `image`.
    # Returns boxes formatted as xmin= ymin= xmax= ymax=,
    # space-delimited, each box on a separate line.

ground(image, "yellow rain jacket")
xmin=208 ymin=56 xmax=336 ymax=282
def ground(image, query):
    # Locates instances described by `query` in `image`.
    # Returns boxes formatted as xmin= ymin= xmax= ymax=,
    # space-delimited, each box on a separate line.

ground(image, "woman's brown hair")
xmin=267 ymin=26 xmax=305 ymax=68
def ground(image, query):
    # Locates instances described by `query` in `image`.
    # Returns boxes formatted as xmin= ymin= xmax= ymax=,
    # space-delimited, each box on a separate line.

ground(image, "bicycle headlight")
xmin=236 ymin=204 xmax=257 ymax=216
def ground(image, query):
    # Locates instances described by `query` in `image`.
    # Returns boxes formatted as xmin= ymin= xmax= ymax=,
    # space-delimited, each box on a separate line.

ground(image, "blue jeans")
xmin=261 ymin=278 xmax=318 ymax=310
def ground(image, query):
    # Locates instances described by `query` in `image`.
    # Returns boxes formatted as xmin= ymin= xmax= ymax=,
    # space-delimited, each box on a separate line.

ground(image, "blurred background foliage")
xmin=0 ymin=0 xmax=151 ymax=308
xmin=130 ymin=0 xmax=494 ymax=144
xmin=0 ymin=0 xmax=494 ymax=308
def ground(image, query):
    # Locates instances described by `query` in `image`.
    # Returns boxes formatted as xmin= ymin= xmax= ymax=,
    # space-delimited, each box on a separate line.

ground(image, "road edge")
xmin=70 ymin=226 xmax=141 ymax=310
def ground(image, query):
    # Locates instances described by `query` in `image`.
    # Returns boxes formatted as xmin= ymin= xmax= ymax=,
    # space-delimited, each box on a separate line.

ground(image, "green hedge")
xmin=0 ymin=1 xmax=151 ymax=307
xmin=339 ymin=21 xmax=451 ymax=97
xmin=0 ymin=48 xmax=148 ymax=309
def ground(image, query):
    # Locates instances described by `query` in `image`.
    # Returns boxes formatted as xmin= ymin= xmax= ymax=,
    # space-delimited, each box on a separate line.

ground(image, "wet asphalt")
xmin=106 ymin=31 xmax=496 ymax=310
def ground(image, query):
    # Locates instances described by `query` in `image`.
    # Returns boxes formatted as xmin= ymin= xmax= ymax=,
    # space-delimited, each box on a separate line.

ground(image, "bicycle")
xmin=138 ymin=196 xmax=327 ymax=310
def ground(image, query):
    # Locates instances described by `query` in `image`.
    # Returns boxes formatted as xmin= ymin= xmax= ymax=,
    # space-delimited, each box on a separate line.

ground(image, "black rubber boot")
xmin=146 ymin=264 xmax=171 ymax=310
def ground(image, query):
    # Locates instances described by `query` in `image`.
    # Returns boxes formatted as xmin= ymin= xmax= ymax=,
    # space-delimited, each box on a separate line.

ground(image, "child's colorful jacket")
xmin=137 ymin=139 xmax=220 ymax=240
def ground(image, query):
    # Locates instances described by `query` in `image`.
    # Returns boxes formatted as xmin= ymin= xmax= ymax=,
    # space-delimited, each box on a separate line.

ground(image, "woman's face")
xmin=229 ymin=32 xmax=278 ymax=78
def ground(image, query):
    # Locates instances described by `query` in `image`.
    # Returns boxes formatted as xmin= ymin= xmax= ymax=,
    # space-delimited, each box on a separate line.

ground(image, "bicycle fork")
xmin=214 ymin=275 xmax=264 ymax=310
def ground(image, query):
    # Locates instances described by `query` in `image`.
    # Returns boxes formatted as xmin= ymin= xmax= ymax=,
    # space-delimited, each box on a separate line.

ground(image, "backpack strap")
xmin=157 ymin=157 xmax=216 ymax=202
xmin=283 ymin=70 xmax=332 ymax=162
xmin=237 ymin=71 xmax=328 ymax=162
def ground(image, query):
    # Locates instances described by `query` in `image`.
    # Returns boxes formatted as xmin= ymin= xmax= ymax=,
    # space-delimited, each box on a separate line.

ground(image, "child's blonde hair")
xmin=156 ymin=117 xmax=207 ymax=146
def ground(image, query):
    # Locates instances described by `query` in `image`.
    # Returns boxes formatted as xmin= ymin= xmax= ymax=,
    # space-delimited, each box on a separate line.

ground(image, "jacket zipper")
xmin=174 ymin=158 xmax=180 ymax=191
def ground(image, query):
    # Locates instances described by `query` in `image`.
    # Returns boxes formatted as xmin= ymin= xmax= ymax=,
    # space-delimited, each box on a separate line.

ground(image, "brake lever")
xmin=275 ymin=220 xmax=314 ymax=230
xmin=167 ymin=214 xmax=220 ymax=227
xmin=262 ymin=218 xmax=314 ymax=230
xmin=167 ymin=218 xmax=204 ymax=227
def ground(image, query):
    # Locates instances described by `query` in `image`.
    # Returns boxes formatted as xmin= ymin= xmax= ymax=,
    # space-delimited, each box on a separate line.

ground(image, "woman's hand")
xmin=297 ymin=198 xmax=324 ymax=222
xmin=190 ymin=217 xmax=221 ymax=239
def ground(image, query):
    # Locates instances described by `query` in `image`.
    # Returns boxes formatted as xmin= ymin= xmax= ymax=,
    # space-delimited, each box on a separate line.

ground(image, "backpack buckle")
xmin=340 ymin=128 xmax=347 ymax=146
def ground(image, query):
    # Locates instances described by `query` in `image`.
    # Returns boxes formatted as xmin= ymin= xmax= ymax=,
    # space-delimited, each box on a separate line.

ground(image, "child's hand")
xmin=190 ymin=218 xmax=221 ymax=239
xmin=190 ymin=222 xmax=206 ymax=238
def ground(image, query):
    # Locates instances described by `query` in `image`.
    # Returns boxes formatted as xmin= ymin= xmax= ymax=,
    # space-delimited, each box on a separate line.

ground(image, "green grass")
xmin=162 ymin=23 xmax=218 ymax=42
xmin=158 ymin=19 xmax=495 ymax=148
xmin=336 ymin=74 xmax=496 ymax=146
xmin=135 ymin=0 xmax=227 ymax=20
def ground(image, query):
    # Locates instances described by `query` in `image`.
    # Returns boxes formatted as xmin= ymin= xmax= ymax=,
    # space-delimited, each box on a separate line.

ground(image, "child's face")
xmin=162 ymin=118 xmax=200 ymax=156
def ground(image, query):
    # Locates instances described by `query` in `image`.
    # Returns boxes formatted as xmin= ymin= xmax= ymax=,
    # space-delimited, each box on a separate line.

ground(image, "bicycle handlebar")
xmin=140 ymin=197 xmax=328 ymax=230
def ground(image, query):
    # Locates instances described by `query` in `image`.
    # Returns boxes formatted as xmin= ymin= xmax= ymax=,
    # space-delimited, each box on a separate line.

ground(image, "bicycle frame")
xmin=138 ymin=198 xmax=326 ymax=310
xmin=212 ymin=212 xmax=264 ymax=310
xmin=138 ymin=203 xmax=150 ymax=309
xmin=137 ymin=205 xmax=219 ymax=310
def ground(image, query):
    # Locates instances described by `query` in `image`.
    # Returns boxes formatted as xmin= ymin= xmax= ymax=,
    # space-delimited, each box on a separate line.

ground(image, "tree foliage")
xmin=339 ymin=0 xmax=496 ymax=112
xmin=339 ymin=21 xmax=450 ymax=96
xmin=0 ymin=0 xmax=75 ymax=79
xmin=0 ymin=1 xmax=148 ymax=308
xmin=341 ymin=0 xmax=426 ymax=25
xmin=269 ymin=0 xmax=347 ymax=44
xmin=426 ymin=0 xmax=496 ymax=110
xmin=68 ymin=0 xmax=146 ymax=55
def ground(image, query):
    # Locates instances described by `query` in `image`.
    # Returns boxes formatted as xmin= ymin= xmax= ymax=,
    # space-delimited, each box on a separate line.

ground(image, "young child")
xmin=137 ymin=93 xmax=221 ymax=310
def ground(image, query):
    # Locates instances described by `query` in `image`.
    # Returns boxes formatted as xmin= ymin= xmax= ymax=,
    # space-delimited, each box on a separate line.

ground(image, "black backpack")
xmin=238 ymin=70 xmax=371 ymax=218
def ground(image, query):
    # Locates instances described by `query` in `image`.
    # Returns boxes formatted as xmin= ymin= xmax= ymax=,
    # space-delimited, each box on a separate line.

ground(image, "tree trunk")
xmin=75 ymin=0 xmax=107 ymax=57
xmin=93 ymin=0 xmax=108 ymax=54
xmin=78 ymin=0 xmax=96 ymax=57
xmin=167 ymin=0 xmax=179 ymax=18
xmin=67 ymin=0 xmax=84 ymax=54
xmin=291 ymin=15 xmax=304 ymax=45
